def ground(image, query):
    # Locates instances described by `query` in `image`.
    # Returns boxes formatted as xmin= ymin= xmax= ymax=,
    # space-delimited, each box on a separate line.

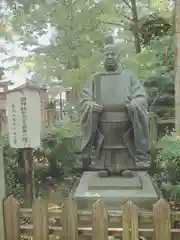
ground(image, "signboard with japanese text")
xmin=6 ymin=89 xmax=41 ymax=148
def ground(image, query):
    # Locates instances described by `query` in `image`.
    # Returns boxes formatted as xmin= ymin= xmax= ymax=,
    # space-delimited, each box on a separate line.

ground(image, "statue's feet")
xmin=121 ymin=170 xmax=134 ymax=178
xmin=98 ymin=169 xmax=109 ymax=178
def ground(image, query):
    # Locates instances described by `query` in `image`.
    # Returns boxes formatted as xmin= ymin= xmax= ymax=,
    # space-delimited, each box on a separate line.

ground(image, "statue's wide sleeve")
xmin=127 ymin=74 xmax=150 ymax=168
xmin=79 ymin=77 xmax=95 ymax=153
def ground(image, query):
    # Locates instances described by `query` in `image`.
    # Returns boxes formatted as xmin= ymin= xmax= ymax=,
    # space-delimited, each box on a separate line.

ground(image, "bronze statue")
xmin=79 ymin=36 xmax=149 ymax=177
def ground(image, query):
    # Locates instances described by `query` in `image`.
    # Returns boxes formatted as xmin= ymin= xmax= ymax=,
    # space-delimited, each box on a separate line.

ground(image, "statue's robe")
xmin=80 ymin=69 xmax=150 ymax=171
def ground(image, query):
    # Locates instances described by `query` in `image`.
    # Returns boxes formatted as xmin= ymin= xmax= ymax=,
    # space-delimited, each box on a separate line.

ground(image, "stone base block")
xmin=73 ymin=171 xmax=160 ymax=210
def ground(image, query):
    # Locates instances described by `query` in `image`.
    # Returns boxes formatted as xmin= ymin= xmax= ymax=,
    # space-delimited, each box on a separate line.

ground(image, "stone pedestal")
xmin=73 ymin=171 xmax=160 ymax=210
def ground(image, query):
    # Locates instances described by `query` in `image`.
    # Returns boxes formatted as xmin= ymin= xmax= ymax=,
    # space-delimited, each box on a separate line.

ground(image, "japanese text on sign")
xmin=20 ymin=96 xmax=28 ymax=145
xmin=7 ymin=89 xmax=41 ymax=148
xmin=11 ymin=104 xmax=17 ymax=145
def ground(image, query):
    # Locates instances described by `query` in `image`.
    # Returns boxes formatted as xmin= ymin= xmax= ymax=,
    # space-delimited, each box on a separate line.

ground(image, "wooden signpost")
xmin=6 ymin=82 xmax=41 ymax=206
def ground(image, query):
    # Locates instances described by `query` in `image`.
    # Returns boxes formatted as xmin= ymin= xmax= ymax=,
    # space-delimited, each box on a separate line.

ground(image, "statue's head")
xmin=103 ymin=35 xmax=119 ymax=72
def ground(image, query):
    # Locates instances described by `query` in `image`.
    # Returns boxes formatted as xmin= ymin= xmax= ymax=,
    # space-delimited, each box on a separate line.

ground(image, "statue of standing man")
xmin=79 ymin=36 xmax=149 ymax=177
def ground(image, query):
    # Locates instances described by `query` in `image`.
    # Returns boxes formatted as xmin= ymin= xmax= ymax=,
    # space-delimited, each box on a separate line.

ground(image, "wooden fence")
xmin=3 ymin=196 xmax=180 ymax=240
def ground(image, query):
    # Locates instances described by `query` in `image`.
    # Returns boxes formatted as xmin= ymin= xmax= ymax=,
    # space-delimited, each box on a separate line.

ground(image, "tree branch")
xmin=122 ymin=0 xmax=132 ymax=10
xmin=118 ymin=11 xmax=133 ymax=21
xmin=102 ymin=20 xmax=130 ymax=30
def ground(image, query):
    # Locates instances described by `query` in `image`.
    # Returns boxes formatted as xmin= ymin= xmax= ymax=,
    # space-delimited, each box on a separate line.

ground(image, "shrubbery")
xmin=37 ymin=121 xmax=80 ymax=180
xmin=0 ymin=135 xmax=23 ymax=199
xmin=156 ymin=132 xmax=180 ymax=200
xmin=2 ymin=120 xmax=81 ymax=199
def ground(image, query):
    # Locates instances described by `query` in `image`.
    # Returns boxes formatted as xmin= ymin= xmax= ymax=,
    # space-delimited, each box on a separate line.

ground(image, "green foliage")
xmin=167 ymin=184 xmax=180 ymax=201
xmin=4 ymin=147 xmax=24 ymax=198
xmin=1 ymin=0 xmax=161 ymax=87
xmin=139 ymin=13 xmax=172 ymax=45
xmin=0 ymin=136 xmax=24 ymax=198
xmin=1 ymin=0 xmax=173 ymax=93
xmin=123 ymin=35 xmax=173 ymax=79
xmin=3 ymin=0 xmax=110 ymax=87
xmin=1 ymin=120 xmax=81 ymax=198
xmin=40 ymin=121 xmax=81 ymax=178
xmin=123 ymin=33 xmax=174 ymax=117
xmin=145 ymin=71 xmax=174 ymax=117
xmin=157 ymin=133 xmax=180 ymax=174
xmin=156 ymin=133 xmax=180 ymax=200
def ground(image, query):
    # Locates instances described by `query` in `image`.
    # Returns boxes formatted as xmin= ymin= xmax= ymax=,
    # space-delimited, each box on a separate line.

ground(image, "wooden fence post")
xmin=153 ymin=199 xmax=171 ymax=240
xmin=122 ymin=201 xmax=131 ymax=240
xmin=92 ymin=200 xmax=108 ymax=240
xmin=33 ymin=198 xmax=48 ymax=240
xmin=62 ymin=195 xmax=78 ymax=240
xmin=3 ymin=196 xmax=20 ymax=240
xmin=130 ymin=202 xmax=139 ymax=240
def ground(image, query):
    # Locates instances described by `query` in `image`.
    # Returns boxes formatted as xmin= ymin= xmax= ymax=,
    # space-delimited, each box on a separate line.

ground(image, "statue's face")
xmin=104 ymin=45 xmax=119 ymax=72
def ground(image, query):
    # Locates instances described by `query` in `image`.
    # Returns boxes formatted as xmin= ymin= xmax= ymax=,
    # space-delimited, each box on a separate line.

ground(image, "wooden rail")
xmin=3 ymin=196 xmax=180 ymax=240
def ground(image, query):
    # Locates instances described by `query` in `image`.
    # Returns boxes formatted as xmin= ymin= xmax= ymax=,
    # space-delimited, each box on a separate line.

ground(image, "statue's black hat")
xmin=105 ymin=35 xmax=115 ymax=45
xmin=104 ymin=35 xmax=119 ymax=54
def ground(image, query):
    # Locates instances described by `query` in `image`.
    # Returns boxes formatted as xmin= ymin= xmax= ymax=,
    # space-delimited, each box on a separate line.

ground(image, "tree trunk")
xmin=175 ymin=0 xmax=180 ymax=134
xmin=130 ymin=0 xmax=141 ymax=53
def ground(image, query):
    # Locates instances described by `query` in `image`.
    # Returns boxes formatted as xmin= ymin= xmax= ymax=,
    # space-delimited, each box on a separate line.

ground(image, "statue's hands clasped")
xmin=126 ymin=100 xmax=136 ymax=112
xmin=92 ymin=103 xmax=103 ymax=112
xmin=126 ymin=102 xmax=134 ymax=112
